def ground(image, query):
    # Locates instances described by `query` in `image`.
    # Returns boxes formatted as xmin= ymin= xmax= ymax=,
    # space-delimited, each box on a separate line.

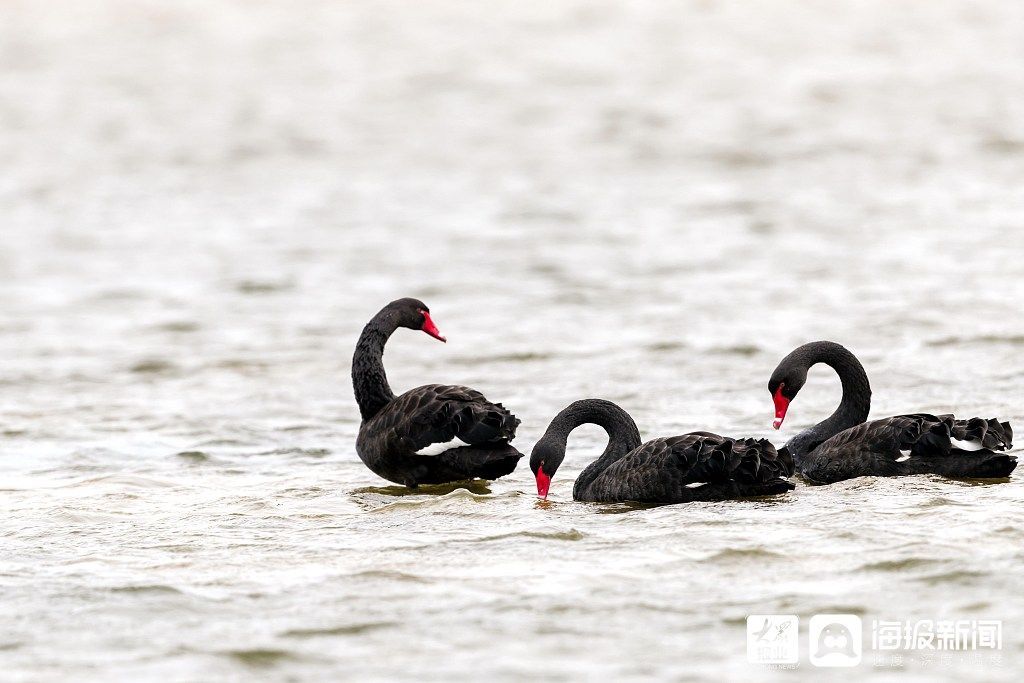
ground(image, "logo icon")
xmin=747 ymin=615 xmax=799 ymax=664
xmin=809 ymin=614 xmax=862 ymax=667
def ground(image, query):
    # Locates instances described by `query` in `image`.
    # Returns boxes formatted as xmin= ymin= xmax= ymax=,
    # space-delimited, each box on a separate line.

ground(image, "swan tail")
xmin=669 ymin=436 xmax=795 ymax=499
xmin=947 ymin=416 xmax=1013 ymax=451
xmin=925 ymin=450 xmax=1018 ymax=479
xmin=896 ymin=414 xmax=1016 ymax=478
xmin=729 ymin=437 xmax=796 ymax=482
xmin=453 ymin=401 xmax=520 ymax=445
xmin=436 ymin=443 xmax=524 ymax=481
xmin=737 ymin=477 xmax=797 ymax=497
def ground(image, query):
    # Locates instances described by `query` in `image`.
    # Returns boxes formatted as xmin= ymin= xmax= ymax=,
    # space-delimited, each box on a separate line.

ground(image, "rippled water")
xmin=3 ymin=1 xmax=1024 ymax=680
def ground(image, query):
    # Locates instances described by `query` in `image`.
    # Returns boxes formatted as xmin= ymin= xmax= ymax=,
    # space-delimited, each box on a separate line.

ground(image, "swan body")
xmin=769 ymin=341 xmax=1015 ymax=484
xmin=353 ymin=298 xmax=523 ymax=487
xmin=531 ymin=399 xmax=794 ymax=504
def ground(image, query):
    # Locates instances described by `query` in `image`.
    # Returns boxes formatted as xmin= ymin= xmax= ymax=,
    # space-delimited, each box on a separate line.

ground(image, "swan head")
xmin=768 ymin=366 xmax=806 ymax=430
xmin=529 ymin=438 xmax=565 ymax=499
xmin=387 ymin=297 xmax=446 ymax=342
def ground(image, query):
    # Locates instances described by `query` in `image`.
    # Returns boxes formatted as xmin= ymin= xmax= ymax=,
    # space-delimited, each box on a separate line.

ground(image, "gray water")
xmin=3 ymin=1 xmax=1024 ymax=681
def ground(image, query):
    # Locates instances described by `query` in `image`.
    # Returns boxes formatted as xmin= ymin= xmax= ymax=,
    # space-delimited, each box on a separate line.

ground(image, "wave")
xmin=282 ymin=622 xmax=396 ymax=638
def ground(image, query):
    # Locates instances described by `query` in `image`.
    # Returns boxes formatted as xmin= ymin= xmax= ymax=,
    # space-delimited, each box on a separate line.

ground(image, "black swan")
xmin=529 ymin=399 xmax=794 ymax=503
xmin=768 ymin=341 xmax=1016 ymax=484
xmin=353 ymin=298 xmax=523 ymax=487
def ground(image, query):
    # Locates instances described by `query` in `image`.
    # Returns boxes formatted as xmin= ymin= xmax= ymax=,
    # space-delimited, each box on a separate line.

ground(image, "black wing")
xmin=803 ymin=414 xmax=1015 ymax=483
xmin=379 ymin=384 xmax=519 ymax=451
xmin=357 ymin=384 xmax=522 ymax=486
xmin=580 ymin=432 xmax=793 ymax=504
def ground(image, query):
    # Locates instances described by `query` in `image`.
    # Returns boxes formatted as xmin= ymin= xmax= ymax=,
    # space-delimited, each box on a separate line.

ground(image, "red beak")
xmin=772 ymin=384 xmax=790 ymax=430
xmin=421 ymin=311 xmax=446 ymax=342
xmin=535 ymin=466 xmax=551 ymax=499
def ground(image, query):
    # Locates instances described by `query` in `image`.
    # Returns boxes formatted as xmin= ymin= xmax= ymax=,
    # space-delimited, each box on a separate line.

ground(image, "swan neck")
xmin=795 ymin=342 xmax=872 ymax=453
xmin=541 ymin=399 xmax=642 ymax=493
xmin=352 ymin=309 xmax=399 ymax=420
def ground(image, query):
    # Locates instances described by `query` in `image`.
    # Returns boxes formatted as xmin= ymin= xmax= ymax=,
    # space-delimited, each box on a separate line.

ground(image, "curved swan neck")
xmin=541 ymin=399 xmax=643 ymax=493
xmin=790 ymin=341 xmax=872 ymax=453
xmin=352 ymin=308 xmax=401 ymax=420
xmin=545 ymin=399 xmax=643 ymax=453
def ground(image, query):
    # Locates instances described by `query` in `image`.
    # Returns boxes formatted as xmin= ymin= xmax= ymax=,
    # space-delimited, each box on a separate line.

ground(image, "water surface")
xmin=2 ymin=1 xmax=1024 ymax=680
